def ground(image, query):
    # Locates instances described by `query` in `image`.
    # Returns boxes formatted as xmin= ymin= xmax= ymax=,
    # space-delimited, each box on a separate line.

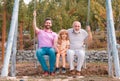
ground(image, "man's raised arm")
xmin=85 ymin=25 xmax=92 ymax=45
xmin=33 ymin=10 xmax=40 ymax=32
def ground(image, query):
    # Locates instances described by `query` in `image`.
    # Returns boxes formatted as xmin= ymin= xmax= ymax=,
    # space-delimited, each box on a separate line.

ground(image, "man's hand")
xmin=86 ymin=25 xmax=91 ymax=32
xmin=85 ymin=25 xmax=92 ymax=44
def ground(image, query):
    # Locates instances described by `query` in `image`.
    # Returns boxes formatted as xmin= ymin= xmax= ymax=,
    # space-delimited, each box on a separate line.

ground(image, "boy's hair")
xmin=57 ymin=29 xmax=69 ymax=45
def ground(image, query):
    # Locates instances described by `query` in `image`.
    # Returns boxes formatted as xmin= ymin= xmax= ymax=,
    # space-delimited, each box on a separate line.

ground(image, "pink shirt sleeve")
xmin=53 ymin=33 xmax=58 ymax=39
xmin=36 ymin=29 xmax=41 ymax=34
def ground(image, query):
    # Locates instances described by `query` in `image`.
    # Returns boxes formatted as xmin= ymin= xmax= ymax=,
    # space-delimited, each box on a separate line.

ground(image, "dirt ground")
xmin=0 ymin=61 xmax=120 ymax=81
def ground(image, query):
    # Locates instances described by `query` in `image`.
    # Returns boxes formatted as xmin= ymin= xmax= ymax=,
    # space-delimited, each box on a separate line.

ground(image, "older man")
xmin=67 ymin=21 xmax=92 ymax=75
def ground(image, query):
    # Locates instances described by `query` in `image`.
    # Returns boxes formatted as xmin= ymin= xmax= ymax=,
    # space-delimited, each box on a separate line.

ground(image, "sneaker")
xmin=62 ymin=67 xmax=66 ymax=73
xmin=55 ymin=68 xmax=60 ymax=74
xmin=50 ymin=72 xmax=55 ymax=76
xmin=43 ymin=71 xmax=49 ymax=76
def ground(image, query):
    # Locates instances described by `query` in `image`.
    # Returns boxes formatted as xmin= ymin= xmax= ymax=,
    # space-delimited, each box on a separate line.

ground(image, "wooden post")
xmin=11 ymin=21 xmax=18 ymax=77
xmin=107 ymin=20 xmax=113 ymax=77
xmin=106 ymin=0 xmax=120 ymax=78
xmin=2 ymin=0 xmax=6 ymax=63
xmin=1 ymin=0 xmax=20 ymax=77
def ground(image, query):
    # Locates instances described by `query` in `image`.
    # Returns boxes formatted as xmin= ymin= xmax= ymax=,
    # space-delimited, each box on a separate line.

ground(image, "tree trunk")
xmin=19 ymin=21 xmax=23 ymax=50
xmin=2 ymin=0 xmax=6 ymax=63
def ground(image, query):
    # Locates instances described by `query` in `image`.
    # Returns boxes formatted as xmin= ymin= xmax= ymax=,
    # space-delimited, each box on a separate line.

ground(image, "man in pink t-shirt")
xmin=33 ymin=11 xmax=58 ymax=76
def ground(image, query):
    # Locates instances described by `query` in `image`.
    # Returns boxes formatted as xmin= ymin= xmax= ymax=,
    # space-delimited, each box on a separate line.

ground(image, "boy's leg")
xmin=36 ymin=48 xmax=48 ymax=72
xmin=61 ymin=53 xmax=67 ymax=73
xmin=56 ymin=53 xmax=60 ymax=68
xmin=61 ymin=53 xmax=66 ymax=68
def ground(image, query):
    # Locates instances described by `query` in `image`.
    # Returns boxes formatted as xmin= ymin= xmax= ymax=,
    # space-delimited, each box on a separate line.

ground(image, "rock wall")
xmin=16 ymin=50 xmax=120 ymax=62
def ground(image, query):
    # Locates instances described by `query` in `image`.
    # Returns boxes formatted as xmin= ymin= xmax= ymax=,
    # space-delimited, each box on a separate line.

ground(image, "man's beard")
xmin=74 ymin=30 xmax=80 ymax=33
xmin=45 ymin=25 xmax=51 ymax=29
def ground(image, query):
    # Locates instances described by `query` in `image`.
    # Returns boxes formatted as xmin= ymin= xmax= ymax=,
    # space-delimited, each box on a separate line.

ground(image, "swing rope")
xmin=33 ymin=0 xmax=39 ymax=68
xmin=33 ymin=0 xmax=36 ymax=51
xmin=83 ymin=0 xmax=91 ymax=69
xmin=86 ymin=0 xmax=90 ymax=26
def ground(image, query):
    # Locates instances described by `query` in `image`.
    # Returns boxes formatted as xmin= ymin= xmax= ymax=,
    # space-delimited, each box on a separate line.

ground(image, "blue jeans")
xmin=36 ymin=47 xmax=56 ymax=72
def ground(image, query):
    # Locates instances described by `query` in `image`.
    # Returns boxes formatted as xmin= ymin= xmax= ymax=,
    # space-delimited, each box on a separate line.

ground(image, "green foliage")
xmin=112 ymin=0 xmax=120 ymax=30
xmin=6 ymin=0 xmax=14 ymax=28
xmin=0 ymin=0 xmax=14 ymax=35
xmin=0 ymin=0 xmax=120 ymax=38
xmin=91 ymin=0 xmax=106 ymax=31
